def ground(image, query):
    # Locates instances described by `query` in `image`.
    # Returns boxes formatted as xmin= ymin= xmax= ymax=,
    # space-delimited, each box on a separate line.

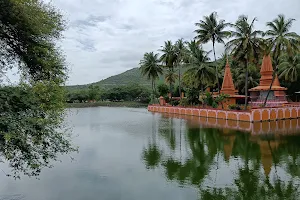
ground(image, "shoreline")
xmin=66 ymin=101 xmax=148 ymax=108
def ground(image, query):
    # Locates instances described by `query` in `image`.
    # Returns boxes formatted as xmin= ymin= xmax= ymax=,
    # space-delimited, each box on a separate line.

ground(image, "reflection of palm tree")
xmin=274 ymin=135 xmax=300 ymax=178
xmin=159 ymin=117 xmax=176 ymax=151
xmin=141 ymin=113 xmax=162 ymax=170
xmin=141 ymin=143 xmax=162 ymax=170
xmin=231 ymin=132 xmax=261 ymax=166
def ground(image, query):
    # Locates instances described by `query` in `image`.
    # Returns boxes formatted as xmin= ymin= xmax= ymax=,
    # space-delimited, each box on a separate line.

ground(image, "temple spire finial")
xmin=225 ymin=55 xmax=230 ymax=68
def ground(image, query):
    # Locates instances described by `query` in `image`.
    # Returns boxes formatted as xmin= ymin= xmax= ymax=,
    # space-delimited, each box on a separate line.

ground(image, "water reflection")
xmin=142 ymin=114 xmax=300 ymax=199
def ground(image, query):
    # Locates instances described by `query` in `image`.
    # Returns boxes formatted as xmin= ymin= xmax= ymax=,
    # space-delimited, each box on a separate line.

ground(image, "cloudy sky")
xmin=42 ymin=0 xmax=300 ymax=85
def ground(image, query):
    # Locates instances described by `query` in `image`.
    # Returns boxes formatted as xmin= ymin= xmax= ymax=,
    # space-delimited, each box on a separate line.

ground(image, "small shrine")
xmin=249 ymin=55 xmax=288 ymax=107
xmin=218 ymin=59 xmax=244 ymax=109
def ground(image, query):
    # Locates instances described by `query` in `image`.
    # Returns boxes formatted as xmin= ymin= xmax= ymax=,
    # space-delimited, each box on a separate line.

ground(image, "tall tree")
xmin=0 ymin=0 xmax=76 ymax=178
xmin=265 ymin=14 xmax=300 ymax=66
xmin=164 ymin=70 xmax=178 ymax=97
xmin=194 ymin=12 xmax=230 ymax=93
xmin=139 ymin=52 xmax=163 ymax=102
xmin=174 ymin=38 xmax=187 ymax=99
xmin=185 ymin=41 xmax=215 ymax=96
xmin=0 ymin=0 xmax=67 ymax=82
xmin=263 ymin=15 xmax=300 ymax=106
xmin=226 ymin=15 xmax=263 ymax=109
xmin=159 ymin=41 xmax=177 ymax=98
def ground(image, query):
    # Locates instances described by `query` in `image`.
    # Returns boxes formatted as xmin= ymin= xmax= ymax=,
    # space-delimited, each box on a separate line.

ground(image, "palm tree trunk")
xmin=264 ymin=72 xmax=276 ymax=107
xmin=152 ymin=79 xmax=154 ymax=104
xmin=213 ymin=42 xmax=220 ymax=94
xmin=169 ymin=67 xmax=173 ymax=101
xmin=178 ymin=63 xmax=182 ymax=99
xmin=244 ymin=61 xmax=249 ymax=110
xmin=201 ymin=84 xmax=204 ymax=108
xmin=264 ymin=60 xmax=278 ymax=107
xmin=154 ymin=80 xmax=157 ymax=104
xmin=170 ymin=82 xmax=172 ymax=100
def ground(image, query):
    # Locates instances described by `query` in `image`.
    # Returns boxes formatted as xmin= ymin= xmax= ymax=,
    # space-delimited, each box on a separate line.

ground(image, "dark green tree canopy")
xmin=0 ymin=0 xmax=75 ymax=178
xmin=0 ymin=0 xmax=66 ymax=82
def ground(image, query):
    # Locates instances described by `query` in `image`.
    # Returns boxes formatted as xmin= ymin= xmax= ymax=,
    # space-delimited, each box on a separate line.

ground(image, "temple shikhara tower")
xmin=249 ymin=55 xmax=288 ymax=107
xmin=219 ymin=59 xmax=244 ymax=108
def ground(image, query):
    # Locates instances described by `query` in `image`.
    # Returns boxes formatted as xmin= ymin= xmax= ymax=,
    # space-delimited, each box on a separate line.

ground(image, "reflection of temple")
xmin=223 ymin=133 xmax=235 ymax=161
xmin=249 ymin=55 xmax=288 ymax=107
xmin=258 ymin=140 xmax=279 ymax=176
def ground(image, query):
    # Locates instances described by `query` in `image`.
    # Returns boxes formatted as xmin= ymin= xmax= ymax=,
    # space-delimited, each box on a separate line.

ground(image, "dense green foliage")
xmin=0 ymin=83 xmax=76 ymax=178
xmin=0 ymin=0 xmax=76 ymax=178
xmin=67 ymin=84 xmax=151 ymax=104
xmin=0 ymin=0 xmax=66 ymax=82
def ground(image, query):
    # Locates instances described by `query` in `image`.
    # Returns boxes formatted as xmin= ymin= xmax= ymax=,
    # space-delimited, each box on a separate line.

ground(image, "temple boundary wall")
xmin=148 ymin=105 xmax=300 ymax=122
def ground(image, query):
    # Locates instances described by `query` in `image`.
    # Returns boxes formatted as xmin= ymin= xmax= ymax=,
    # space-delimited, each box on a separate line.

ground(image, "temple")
xmin=249 ymin=55 xmax=288 ymax=107
xmin=218 ymin=59 xmax=244 ymax=108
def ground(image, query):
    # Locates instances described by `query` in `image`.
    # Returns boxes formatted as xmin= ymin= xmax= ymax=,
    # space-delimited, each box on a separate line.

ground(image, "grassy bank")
xmin=66 ymin=101 xmax=148 ymax=108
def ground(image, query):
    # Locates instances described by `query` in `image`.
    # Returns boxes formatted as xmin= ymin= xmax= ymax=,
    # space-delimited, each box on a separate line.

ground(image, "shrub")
xmin=179 ymin=98 xmax=189 ymax=106
xmin=170 ymin=99 xmax=179 ymax=106
xmin=228 ymin=104 xmax=241 ymax=110
xmin=164 ymin=96 xmax=170 ymax=103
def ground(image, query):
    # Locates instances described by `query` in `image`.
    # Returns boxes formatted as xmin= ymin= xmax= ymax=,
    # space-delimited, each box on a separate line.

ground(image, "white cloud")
xmin=38 ymin=0 xmax=300 ymax=85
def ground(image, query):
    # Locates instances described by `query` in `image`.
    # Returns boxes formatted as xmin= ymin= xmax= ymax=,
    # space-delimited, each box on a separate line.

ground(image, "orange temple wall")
xmin=148 ymin=105 xmax=300 ymax=122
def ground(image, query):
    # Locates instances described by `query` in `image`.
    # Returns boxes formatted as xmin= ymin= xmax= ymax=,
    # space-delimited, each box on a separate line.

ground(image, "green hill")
xmin=66 ymin=68 xmax=165 ymax=91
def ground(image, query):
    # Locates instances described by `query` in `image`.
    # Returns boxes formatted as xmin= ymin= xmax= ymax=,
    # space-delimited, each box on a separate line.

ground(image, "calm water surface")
xmin=1 ymin=107 xmax=300 ymax=200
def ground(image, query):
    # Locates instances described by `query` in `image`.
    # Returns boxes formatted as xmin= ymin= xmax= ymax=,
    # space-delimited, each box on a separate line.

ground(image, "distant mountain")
xmin=66 ymin=68 xmax=165 ymax=90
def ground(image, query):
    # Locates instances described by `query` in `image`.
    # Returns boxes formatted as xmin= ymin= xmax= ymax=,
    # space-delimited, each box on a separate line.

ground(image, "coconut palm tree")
xmin=262 ymin=15 xmax=300 ymax=106
xmin=265 ymin=14 xmax=300 ymax=65
xmin=139 ymin=52 xmax=163 ymax=102
xmin=278 ymin=53 xmax=300 ymax=82
xmin=174 ymin=38 xmax=187 ymax=99
xmin=226 ymin=15 xmax=264 ymax=109
xmin=160 ymin=41 xmax=177 ymax=97
xmin=194 ymin=12 xmax=230 ymax=93
xmin=185 ymin=40 xmax=215 ymax=94
xmin=165 ymin=70 xmax=178 ymax=96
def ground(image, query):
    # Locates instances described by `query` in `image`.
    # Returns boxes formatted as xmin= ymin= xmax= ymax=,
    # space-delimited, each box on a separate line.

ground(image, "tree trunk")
xmin=154 ymin=80 xmax=157 ymax=104
xmin=151 ymin=79 xmax=154 ymax=104
xmin=213 ymin=41 xmax=220 ymax=94
xmin=264 ymin=70 xmax=276 ymax=107
xmin=201 ymin=84 xmax=204 ymax=108
xmin=178 ymin=63 xmax=182 ymax=99
xmin=244 ymin=61 xmax=249 ymax=110
xmin=169 ymin=82 xmax=172 ymax=101
xmin=169 ymin=68 xmax=173 ymax=101
xmin=264 ymin=59 xmax=278 ymax=107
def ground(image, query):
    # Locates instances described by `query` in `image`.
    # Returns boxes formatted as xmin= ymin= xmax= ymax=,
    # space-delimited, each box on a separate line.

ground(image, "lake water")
xmin=1 ymin=107 xmax=300 ymax=199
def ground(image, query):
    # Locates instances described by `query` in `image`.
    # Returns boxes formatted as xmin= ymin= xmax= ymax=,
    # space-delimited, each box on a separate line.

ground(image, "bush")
xmin=170 ymin=99 xmax=179 ymax=106
xmin=228 ymin=104 xmax=241 ymax=110
xmin=186 ymin=88 xmax=199 ymax=105
xmin=157 ymin=83 xmax=169 ymax=97
xmin=164 ymin=96 xmax=170 ymax=103
xmin=179 ymin=98 xmax=189 ymax=106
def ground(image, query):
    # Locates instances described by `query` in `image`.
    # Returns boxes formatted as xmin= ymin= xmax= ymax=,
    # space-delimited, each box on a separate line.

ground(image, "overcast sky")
xmin=9 ymin=0 xmax=300 ymax=85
